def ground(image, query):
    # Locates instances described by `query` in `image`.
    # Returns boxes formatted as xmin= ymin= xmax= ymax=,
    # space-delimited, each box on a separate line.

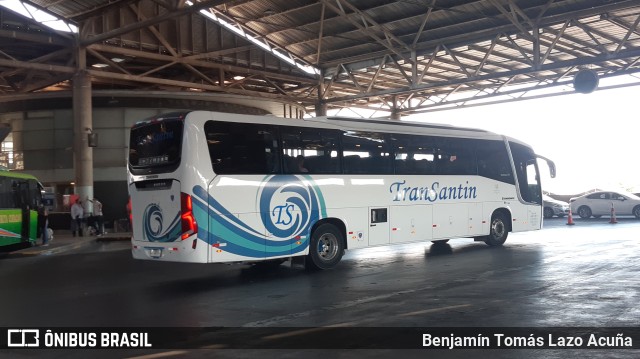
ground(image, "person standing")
xmin=90 ymin=198 xmax=104 ymax=236
xmin=38 ymin=203 xmax=50 ymax=246
xmin=71 ymin=199 xmax=84 ymax=237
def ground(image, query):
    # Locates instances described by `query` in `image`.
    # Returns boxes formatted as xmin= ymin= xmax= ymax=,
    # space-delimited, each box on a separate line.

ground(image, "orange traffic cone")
xmin=566 ymin=205 xmax=575 ymax=226
xmin=609 ymin=202 xmax=618 ymax=224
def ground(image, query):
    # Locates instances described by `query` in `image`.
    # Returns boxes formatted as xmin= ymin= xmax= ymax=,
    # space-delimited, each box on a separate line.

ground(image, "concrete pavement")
xmin=7 ymin=230 xmax=131 ymax=257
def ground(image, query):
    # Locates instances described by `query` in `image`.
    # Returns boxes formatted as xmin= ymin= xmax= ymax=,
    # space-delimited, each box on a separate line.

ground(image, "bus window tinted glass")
xmin=0 ymin=178 xmax=14 ymax=208
xmin=389 ymin=134 xmax=436 ymax=175
xmin=206 ymin=121 xmax=278 ymax=174
xmin=342 ymin=131 xmax=392 ymax=174
xmin=432 ymin=137 xmax=477 ymax=175
xmin=281 ymin=127 xmax=340 ymax=174
xmin=129 ymin=119 xmax=183 ymax=168
xmin=477 ymin=140 xmax=514 ymax=184
xmin=510 ymin=142 xmax=541 ymax=204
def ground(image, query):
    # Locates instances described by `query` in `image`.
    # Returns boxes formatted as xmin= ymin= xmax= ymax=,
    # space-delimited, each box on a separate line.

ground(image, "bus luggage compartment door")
xmin=390 ymin=205 xmax=433 ymax=244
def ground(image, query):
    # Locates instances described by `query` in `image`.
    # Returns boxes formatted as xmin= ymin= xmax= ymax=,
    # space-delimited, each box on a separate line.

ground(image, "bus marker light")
xmin=432 ymin=224 xmax=437 ymax=228
xmin=192 ymin=239 xmax=197 ymax=249
xmin=348 ymin=231 xmax=354 ymax=235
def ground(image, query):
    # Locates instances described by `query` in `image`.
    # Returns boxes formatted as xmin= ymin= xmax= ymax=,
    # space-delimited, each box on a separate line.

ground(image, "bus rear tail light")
xmin=181 ymin=192 xmax=198 ymax=240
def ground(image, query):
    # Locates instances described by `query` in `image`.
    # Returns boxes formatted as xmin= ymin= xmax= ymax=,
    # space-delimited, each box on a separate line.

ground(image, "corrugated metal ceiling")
xmin=3 ymin=0 xmax=640 ymax=115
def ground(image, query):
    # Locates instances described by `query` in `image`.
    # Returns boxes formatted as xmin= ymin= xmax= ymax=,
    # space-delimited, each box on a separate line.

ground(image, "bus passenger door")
xmin=14 ymin=181 xmax=30 ymax=241
xmin=368 ymin=207 xmax=389 ymax=246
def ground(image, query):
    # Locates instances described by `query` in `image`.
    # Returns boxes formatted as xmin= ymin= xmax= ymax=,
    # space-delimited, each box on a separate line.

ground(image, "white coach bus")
xmin=128 ymin=111 xmax=555 ymax=269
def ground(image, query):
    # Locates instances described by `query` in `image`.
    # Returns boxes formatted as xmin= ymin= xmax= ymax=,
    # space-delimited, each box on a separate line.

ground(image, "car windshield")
xmin=623 ymin=192 xmax=640 ymax=200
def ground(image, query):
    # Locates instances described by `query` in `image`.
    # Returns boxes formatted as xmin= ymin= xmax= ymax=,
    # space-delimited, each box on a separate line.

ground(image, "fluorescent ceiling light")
xmin=187 ymin=1 xmax=319 ymax=76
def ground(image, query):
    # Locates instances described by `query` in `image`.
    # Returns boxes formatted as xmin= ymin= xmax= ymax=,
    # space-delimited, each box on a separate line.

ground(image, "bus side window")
xmin=341 ymin=131 xmax=392 ymax=174
xmin=477 ymin=140 xmax=514 ymax=184
xmin=0 ymin=178 xmax=12 ymax=208
xmin=280 ymin=126 xmax=341 ymax=174
xmin=205 ymin=121 xmax=278 ymax=175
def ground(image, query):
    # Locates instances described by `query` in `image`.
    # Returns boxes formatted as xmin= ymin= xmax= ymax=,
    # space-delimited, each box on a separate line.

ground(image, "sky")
xmin=404 ymin=79 xmax=640 ymax=195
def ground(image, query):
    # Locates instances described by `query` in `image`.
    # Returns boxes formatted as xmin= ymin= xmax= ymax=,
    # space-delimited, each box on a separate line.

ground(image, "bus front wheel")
xmin=307 ymin=223 xmax=345 ymax=270
xmin=485 ymin=213 xmax=509 ymax=246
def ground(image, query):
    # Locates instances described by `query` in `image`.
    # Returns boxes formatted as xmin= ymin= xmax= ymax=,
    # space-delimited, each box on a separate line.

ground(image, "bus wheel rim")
xmin=318 ymin=233 xmax=338 ymax=260
xmin=492 ymin=220 xmax=504 ymax=238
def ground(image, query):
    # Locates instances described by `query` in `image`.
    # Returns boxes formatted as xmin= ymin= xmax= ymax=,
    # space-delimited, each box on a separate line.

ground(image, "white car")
xmin=543 ymin=194 xmax=570 ymax=219
xmin=569 ymin=191 xmax=640 ymax=219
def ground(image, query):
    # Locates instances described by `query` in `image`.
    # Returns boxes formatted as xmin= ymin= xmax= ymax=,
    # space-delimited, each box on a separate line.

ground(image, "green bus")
xmin=0 ymin=170 xmax=42 ymax=248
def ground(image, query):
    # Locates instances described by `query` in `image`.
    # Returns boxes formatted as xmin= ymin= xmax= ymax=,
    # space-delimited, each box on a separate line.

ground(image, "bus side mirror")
xmin=548 ymin=162 xmax=556 ymax=178
xmin=536 ymin=154 xmax=556 ymax=178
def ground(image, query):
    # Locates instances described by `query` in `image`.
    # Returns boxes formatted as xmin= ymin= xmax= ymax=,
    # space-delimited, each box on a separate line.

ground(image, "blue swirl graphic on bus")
xmin=142 ymin=203 xmax=181 ymax=242
xmin=259 ymin=175 xmax=319 ymax=239
xmin=190 ymin=175 xmax=327 ymax=258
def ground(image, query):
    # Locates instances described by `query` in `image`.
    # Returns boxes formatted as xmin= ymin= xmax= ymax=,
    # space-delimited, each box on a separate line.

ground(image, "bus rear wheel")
xmin=485 ymin=213 xmax=509 ymax=246
xmin=306 ymin=223 xmax=345 ymax=270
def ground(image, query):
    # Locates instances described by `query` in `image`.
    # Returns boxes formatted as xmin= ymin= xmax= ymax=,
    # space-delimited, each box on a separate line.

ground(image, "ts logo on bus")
xmin=272 ymin=203 xmax=295 ymax=227
xmin=259 ymin=175 xmax=324 ymax=240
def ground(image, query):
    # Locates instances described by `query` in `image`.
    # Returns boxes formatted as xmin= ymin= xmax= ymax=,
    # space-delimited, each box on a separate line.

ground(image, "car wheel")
xmin=485 ymin=212 xmax=508 ymax=246
xmin=577 ymin=206 xmax=592 ymax=219
xmin=543 ymin=207 xmax=554 ymax=219
xmin=306 ymin=223 xmax=345 ymax=270
xmin=633 ymin=206 xmax=640 ymax=219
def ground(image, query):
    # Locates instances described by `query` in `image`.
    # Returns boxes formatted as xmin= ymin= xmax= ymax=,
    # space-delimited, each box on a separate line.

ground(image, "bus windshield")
xmin=509 ymin=141 xmax=542 ymax=205
xmin=129 ymin=117 xmax=184 ymax=174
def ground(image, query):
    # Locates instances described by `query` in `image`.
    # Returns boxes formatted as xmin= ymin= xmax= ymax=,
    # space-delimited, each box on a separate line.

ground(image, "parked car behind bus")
xmin=543 ymin=194 xmax=570 ymax=219
xmin=570 ymin=191 xmax=640 ymax=219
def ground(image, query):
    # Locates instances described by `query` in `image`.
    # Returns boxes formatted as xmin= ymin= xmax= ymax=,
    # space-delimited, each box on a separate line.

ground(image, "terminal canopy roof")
xmin=1 ymin=0 xmax=640 ymax=116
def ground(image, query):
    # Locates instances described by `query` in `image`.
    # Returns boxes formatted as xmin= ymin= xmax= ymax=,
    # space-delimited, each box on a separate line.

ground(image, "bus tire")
xmin=485 ymin=212 xmax=508 ymax=246
xmin=306 ymin=223 xmax=344 ymax=270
